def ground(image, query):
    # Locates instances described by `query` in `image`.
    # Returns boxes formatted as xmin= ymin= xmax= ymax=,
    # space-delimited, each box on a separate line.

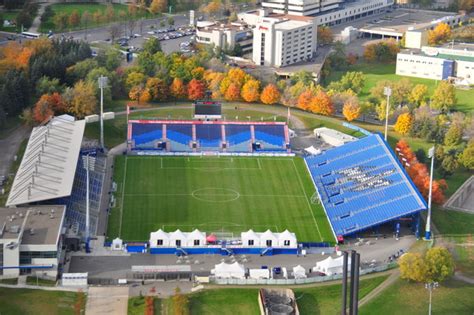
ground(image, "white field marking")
xmin=161 ymin=223 xmax=279 ymax=231
xmin=124 ymin=192 xmax=306 ymax=198
xmin=118 ymin=156 xmax=128 ymax=238
xmin=257 ymin=158 xmax=262 ymax=170
xmin=160 ymin=157 xmax=163 ymax=169
xmin=291 ymin=159 xmax=323 ymax=241
xmin=191 ymin=188 xmax=241 ymax=202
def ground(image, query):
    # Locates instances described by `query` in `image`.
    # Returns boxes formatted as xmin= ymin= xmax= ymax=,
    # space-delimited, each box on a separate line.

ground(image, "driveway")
xmin=86 ymin=286 xmax=129 ymax=315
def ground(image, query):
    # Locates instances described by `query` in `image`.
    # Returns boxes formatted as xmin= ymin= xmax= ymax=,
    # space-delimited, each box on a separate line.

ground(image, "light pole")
xmin=425 ymin=282 xmax=438 ymax=315
xmin=425 ymin=146 xmax=435 ymax=240
xmin=383 ymin=86 xmax=392 ymax=141
xmin=98 ymin=76 xmax=108 ymax=150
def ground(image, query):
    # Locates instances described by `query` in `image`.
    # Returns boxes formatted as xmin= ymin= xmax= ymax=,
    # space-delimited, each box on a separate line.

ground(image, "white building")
xmin=196 ymin=21 xmax=253 ymax=54
xmin=258 ymin=0 xmax=393 ymax=25
xmin=150 ymin=229 xmax=207 ymax=248
xmin=241 ymin=9 xmax=317 ymax=67
xmin=240 ymin=229 xmax=298 ymax=248
xmin=396 ymin=46 xmax=474 ymax=85
xmin=404 ymin=30 xmax=428 ymax=49
xmin=0 ymin=205 xmax=66 ymax=280
xmin=314 ymin=127 xmax=357 ymax=147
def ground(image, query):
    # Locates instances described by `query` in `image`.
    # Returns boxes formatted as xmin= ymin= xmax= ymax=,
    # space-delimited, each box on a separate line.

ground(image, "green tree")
xmin=444 ymin=123 xmax=463 ymax=147
xmin=424 ymin=247 xmax=455 ymax=283
xmin=441 ymin=154 xmax=459 ymax=175
xmin=167 ymin=16 xmax=174 ymax=26
xmin=143 ymin=37 xmax=162 ymax=55
xmin=399 ymin=253 xmax=427 ymax=282
xmin=460 ymin=139 xmax=474 ymax=170
xmin=36 ymin=76 xmax=63 ymax=96
xmin=409 ymin=84 xmax=429 ymax=107
xmin=431 ymin=81 xmax=457 ymax=112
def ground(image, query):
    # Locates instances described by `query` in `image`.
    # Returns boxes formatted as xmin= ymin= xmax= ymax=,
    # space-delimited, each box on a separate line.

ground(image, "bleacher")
xmin=128 ymin=120 xmax=289 ymax=153
xmin=254 ymin=125 xmax=287 ymax=151
xmin=131 ymin=123 xmax=163 ymax=150
xmin=196 ymin=124 xmax=222 ymax=151
xmin=305 ymin=134 xmax=427 ymax=237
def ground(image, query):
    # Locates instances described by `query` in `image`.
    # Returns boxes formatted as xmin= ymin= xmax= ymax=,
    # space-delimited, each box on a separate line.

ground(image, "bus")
xmin=21 ymin=31 xmax=41 ymax=39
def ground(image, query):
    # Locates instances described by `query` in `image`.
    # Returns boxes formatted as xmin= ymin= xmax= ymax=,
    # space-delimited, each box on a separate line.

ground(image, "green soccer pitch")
xmin=107 ymin=156 xmax=335 ymax=243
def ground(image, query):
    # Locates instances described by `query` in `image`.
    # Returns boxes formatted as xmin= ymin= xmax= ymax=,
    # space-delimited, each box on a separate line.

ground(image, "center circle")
xmin=191 ymin=188 xmax=240 ymax=202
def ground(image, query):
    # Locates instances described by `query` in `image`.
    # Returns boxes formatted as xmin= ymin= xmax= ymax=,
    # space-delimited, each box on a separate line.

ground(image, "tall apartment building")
xmin=262 ymin=0 xmax=344 ymax=16
xmin=242 ymin=9 xmax=317 ymax=67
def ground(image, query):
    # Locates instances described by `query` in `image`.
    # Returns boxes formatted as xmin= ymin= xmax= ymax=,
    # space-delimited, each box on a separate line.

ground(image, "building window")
xmin=194 ymin=240 xmax=200 ymax=246
xmin=284 ymin=240 xmax=291 ymax=246
xmin=266 ymin=240 xmax=272 ymax=247
xmin=248 ymin=240 xmax=254 ymax=246
xmin=157 ymin=239 xmax=163 ymax=246
xmin=176 ymin=240 xmax=181 ymax=247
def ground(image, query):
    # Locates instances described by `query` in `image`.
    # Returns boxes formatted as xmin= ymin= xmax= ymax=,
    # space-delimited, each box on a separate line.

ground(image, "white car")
xmin=147 ymin=31 xmax=155 ymax=35
xmin=133 ymin=34 xmax=142 ymax=37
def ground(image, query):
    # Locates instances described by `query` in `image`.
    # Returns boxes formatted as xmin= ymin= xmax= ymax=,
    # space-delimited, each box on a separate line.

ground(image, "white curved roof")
xmin=169 ymin=229 xmax=186 ymax=239
xmin=242 ymin=229 xmax=259 ymax=239
xmin=150 ymin=229 xmax=169 ymax=239
xmin=278 ymin=229 xmax=296 ymax=240
xmin=187 ymin=229 xmax=206 ymax=239
xmin=260 ymin=229 xmax=277 ymax=239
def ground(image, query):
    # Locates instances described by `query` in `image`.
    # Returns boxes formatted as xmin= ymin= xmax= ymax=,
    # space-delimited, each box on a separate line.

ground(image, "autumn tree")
xmin=170 ymin=78 xmax=187 ymax=99
xmin=146 ymin=77 xmax=168 ymax=101
xmin=224 ymin=83 xmax=241 ymax=101
xmin=317 ymin=26 xmax=333 ymax=45
xmin=105 ymin=4 xmax=115 ymax=22
xmin=342 ymin=98 xmax=361 ymax=122
xmin=260 ymin=84 xmax=280 ymax=105
xmin=125 ymin=71 xmax=147 ymax=90
xmin=150 ymin=0 xmax=167 ymax=14
xmin=424 ymin=247 xmax=455 ymax=283
xmin=65 ymin=81 xmax=97 ymax=119
xmin=399 ymin=253 xmax=427 ymax=282
xmin=172 ymin=287 xmax=189 ymax=315
xmin=129 ymin=85 xmax=151 ymax=104
xmin=364 ymin=40 xmax=400 ymax=62
xmin=187 ymin=79 xmax=206 ymax=100
xmin=460 ymin=139 xmax=474 ymax=170
xmin=33 ymin=96 xmax=54 ymax=123
xmin=241 ymin=79 xmax=260 ymax=102
xmin=431 ymin=81 xmax=456 ymax=112
xmin=428 ymin=23 xmax=451 ymax=45
xmin=68 ymin=10 xmax=80 ymax=27
xmin=310 ymin=91 xmax=334 ymax=116
xmin=54 ymin=12 xmax=69 ymax=30
xmin=297 ymin=89 xmax=315 ymax=111
xmin=444 ymin=123 xmax=463 ymax=148
xmin=409 ymin=84 xmax=429 ymax=107
xmin=394 ymin=113 xmax=413 ymax=135
xmin=203 ymin=0 xmax=222 ymax=15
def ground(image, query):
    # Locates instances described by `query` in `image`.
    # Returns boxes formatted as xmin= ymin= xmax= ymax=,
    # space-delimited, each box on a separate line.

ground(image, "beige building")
xmin=196 ymin=22 xmax=253 ymax=54
xmin=0 ymin=205 xmax=66 ymax=279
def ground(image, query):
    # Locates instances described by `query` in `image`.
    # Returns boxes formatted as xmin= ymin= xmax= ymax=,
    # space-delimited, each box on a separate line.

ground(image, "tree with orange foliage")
xmin=394 ymin=113 xmax=413 ymax=135
xmin=150 ymin=0 xmax=167 ymax=14
xmin=346 ymin=53 xmax=358 ymax=65
xmin=33 ymin=97 xmax=54 ymax=123
xmin=342 ymin=98 xmax=360 ymax=122
xmin=187 ymin=79 xmax=206 ymax=100
xmin=224 ymin=83 xmax=241 ymax=101
xmin=191 ymin=66 xmax=205 ymax=80
xmin=297 ymin=89 xmax=315 ymax=111
xmin=203 ymin=0 xmax=221 ymax=15
xmin=428 ymin=23 xmax=451 ymax=45
xmin=395 ymin=140 xmax=447 ymax=204
xmin=317 ymin=26 xmax=333 ymax=45
xmin=310 ymin=91 xmax=334 ymax=116
xmin=146 ymin=77 xmax=168 ymax=101
xmin=241 ymin=79 xmax=260 ymax=102
xmin=129 ymin=85 xmax=148 ymax=104
xmin=170 ymin=78 xmax=187 ymax=99
xmin=69 ymin=10 xmax=81 ymax=27
xmin=260 ymin=84 xmax=280 ymax=105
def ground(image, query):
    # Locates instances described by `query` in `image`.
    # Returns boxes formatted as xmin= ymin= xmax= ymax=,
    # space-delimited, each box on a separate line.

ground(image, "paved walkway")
xmin=29 ymin=3 xmax=47 ymax=33
xmin=0 ymin=125 xmax=30 ymax=178
xmin=86 ymin=286 xmax=129 ymax=315
xmin=358 ymin=269 xmax=399 ymax=307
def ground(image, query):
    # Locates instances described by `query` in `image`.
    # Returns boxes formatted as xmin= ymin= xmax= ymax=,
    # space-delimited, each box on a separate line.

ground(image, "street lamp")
xmin=425 ymin=282 xmax=439 ymax=315
xmin=98 ymin=76 xmax=108 ymax=150
xmin=383 ymin=86 xmax=392 ymax=141
xmin=425 ymin=146 xmax=435 ymax=240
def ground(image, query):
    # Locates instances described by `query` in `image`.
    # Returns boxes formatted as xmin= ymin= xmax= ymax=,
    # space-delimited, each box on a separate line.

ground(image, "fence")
xmin=211 ymin=263 xmax=396 ymax=286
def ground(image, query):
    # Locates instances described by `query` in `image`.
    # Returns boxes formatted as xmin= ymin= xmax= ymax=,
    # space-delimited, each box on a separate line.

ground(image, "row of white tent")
xmin=211 ymin=262 xmax=307 ymax=279
xmin=149 ymin=229 xmax=297 ymax=248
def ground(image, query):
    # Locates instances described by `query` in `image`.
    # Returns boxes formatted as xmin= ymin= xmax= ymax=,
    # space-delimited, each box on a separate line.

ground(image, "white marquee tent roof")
xmin=6 ymin=116 xmax=85 ymax=206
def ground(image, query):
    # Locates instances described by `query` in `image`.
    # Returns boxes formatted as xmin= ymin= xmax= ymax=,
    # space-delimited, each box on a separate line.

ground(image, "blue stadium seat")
xmin=167 ymin=124 xmax=193 ymax=151
xmin=131 ymin=123 xmax=163 ymax=149
xmin=196 ymin=124 xmax=222 ymax=151
xmin=254 ymin=125 xmax=286 ymax=151
xmin=225 ymin=125 xmax=252 ymax=152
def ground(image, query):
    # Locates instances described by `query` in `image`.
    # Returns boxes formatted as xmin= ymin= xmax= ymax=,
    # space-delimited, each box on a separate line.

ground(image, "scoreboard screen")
xmin=194 ymin=101 xmax=222 ymax=117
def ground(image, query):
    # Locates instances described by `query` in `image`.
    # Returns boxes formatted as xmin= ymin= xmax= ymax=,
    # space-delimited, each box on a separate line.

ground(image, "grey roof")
xmin=0 ymin=205 xmax=65 ymax=245
xmin=6 ymin=117 xmax=85 ymax=206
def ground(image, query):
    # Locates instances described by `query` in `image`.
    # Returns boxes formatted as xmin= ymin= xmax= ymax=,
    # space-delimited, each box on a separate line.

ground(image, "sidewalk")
xmin=29 ymin=3 xmax=47 ymax=33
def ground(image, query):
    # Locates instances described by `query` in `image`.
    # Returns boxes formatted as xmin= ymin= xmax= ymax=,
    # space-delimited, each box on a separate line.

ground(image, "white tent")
xmin=314 ymin=256 xmax=350 ymax=276
xmin=304 ymin=146 xmax=321 ymax=155
xmin=112 ymin=238 xmax=124 ymax=251
xmin=249 ymin=268 xmax=271 ymax=279
xmin=185 ymin=229 xmax=206 ymax=247
xmin=149 ymin=229 xmax=170 ymax=247
xmin=212 ymin=262 xmax=246 ymax=279
xmin=260 ymin=229 xmax=278 ymax=248
xmin=293 ymin=265 xmax=306 ymax=279
xmin=241 ymin=229 xmax=260 ymax=247
xmin=277 ymin=230 xmax=297 ymax=248
xmin=169 ymin=229 xmax=187 ymax=247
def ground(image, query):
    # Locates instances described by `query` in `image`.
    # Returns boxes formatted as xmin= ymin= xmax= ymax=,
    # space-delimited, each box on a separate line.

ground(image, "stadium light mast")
xmin=383 ymin=87 xmax=392 ymax=141
xmin=425 ymin=282 xmax=438 ymax=315
xmin=425 ymin=146 xmax=435 ymax=240
xmin=84 ymin=154 xmax=91 ymax=253
xmin=98 ymin=76 xmax=108 ymax=150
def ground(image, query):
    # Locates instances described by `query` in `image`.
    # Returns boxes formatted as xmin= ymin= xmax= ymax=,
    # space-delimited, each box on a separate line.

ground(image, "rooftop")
xmin=0 ymin=205 xmax=65 ymax=245
xmin=196 ymin=21 xmax=251 ymax=32
xmin=6 ymin=116 xmax=85 ymax=206
xmin=399 ymin=48 xmax=474 ymax=62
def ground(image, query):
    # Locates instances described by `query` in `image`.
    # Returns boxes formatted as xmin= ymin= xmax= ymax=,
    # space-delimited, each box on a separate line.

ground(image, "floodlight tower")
xmin=83 ymin=154 xmax=95 ymax=253
xmin=425 ymin=146 xmax=435 ymax=240
xmin=98 ymin=76 xmax=108 ymax=150
xmin=383 ymin=87 xmax=392 ymax=141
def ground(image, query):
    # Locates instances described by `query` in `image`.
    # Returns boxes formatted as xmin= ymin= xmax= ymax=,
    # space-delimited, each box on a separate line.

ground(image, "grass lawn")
xmin=0 ymin=287 xmax=86 ymax=315
xmin=0 ymin=138 xmax=28 ymax=207
xmin=0 ymin=10 xmax=20 ymax=32
xmin=108 ymin=156 xmax=334 ymax=243
xmin=360 ymin=278 xmax=474 ymax=315
xmin=39 ymin=3 xmax=154 ymax=33
xmin=325 ymin=62 xmax=474 ymax=113
xmin=26 ymin=276 xmax=56 ymax=287
xmin=0 ymin=278 xmax=18 ymax=285
xmin=127 ymin=275 xmax=388 ymax=315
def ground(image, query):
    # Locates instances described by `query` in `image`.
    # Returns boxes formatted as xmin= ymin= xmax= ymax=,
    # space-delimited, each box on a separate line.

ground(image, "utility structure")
xmin=425 ymin=146 xmax=436 ymax=240
xmin=341 ymin=250 xmax=361 ymax=315
xmin=82 ymin=154 xmax=96 ymax=253
xmin=98 ymin=76 xmax=108 ymax=150
xmin=383 ymin=86 xmax=392 ymax=141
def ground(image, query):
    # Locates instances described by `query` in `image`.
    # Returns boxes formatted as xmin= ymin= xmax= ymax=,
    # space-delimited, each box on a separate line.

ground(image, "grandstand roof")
xmin=6 ymin=117 xmax=85 ymax=206
xmin=305 ymin=133 xmax=427 ymax=237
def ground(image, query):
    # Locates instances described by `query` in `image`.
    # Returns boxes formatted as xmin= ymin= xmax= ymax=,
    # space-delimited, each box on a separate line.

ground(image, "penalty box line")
xmin=158 ymin=157 xmax=263 ymax=170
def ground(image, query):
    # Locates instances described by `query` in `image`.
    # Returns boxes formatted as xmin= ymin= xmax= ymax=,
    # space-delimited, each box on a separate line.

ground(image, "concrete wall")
xmin=396 ymin=53 xmax=445 ymax=80
xmin=0 ymin=241 xmax=20 ymax=278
